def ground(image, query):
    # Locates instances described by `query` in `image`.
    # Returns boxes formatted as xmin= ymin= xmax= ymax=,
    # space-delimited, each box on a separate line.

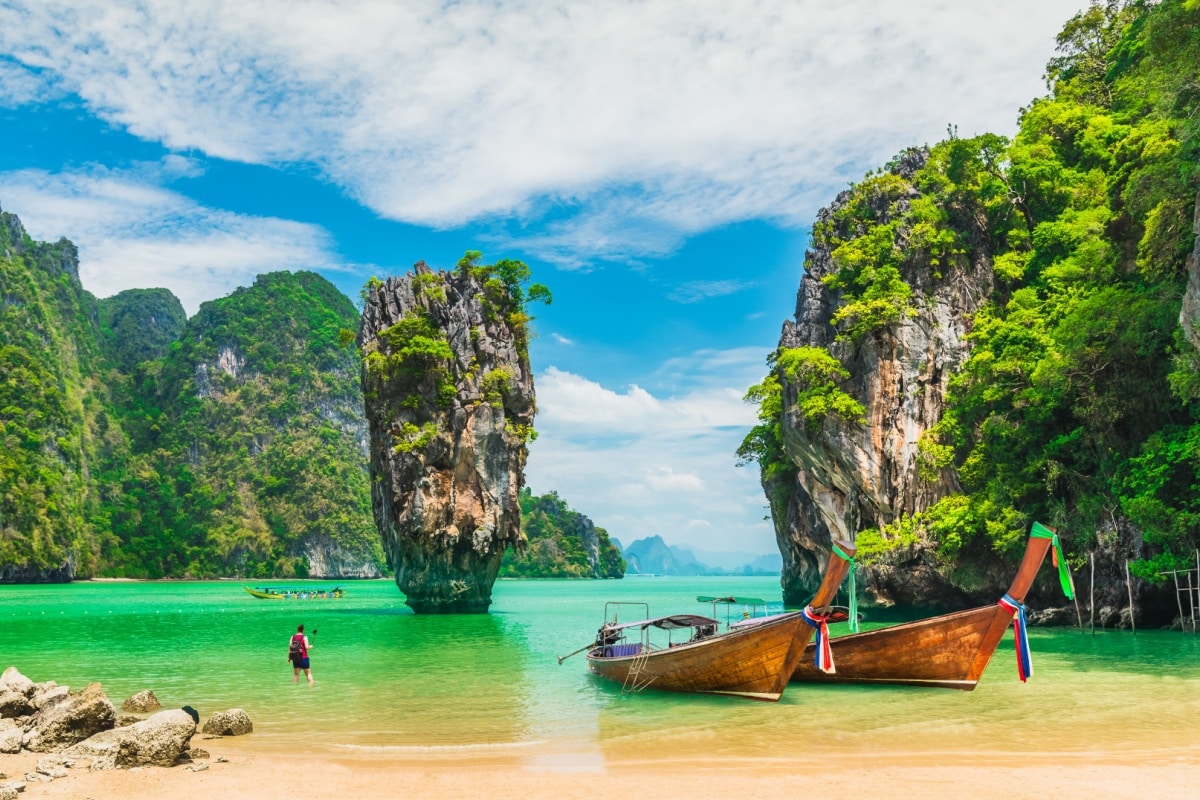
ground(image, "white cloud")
xmin=526 ymin=351 xmax=776 ymax=554
xmin=645 ymin=467 xmax=705 ymax=493
xmin=0 ymin=0 xmax=1083 ymax=265
xmin=550 ymin=333 xmax=574 ymax=346
xmin=0 ymin=164 xmax=349 ymax=314
xmin=0 ymin=57 xmax=57 ymax=107
xmin=668 ymin=279 xmax=755 ymax=304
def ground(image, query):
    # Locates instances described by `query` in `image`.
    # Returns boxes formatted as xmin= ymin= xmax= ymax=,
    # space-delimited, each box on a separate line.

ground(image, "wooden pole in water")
xmin=1125 ymin=559 xmax=1135 ymax=635
xmin=1089 ymin=551 xmax=1096 ymax=635
xmin=1188 ymin=569 xmax=1197 ymax=635
xmin=1173 ymin=570 xmax=1185 ymax=633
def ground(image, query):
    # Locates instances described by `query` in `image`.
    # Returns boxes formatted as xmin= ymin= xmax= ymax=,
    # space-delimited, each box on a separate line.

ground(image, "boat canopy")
xmin=603 ymin=613 xmax=719 ymax=632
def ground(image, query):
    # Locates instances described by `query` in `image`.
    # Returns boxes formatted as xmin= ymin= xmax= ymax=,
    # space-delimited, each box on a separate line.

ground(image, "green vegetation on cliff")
xmin=0 ymin=228 xmax=386 ymax=580
xmin=105 ymin=271 xmax=385 ymax=578
xmin=745 ymin=0 xmax=1200 ymax=578
xmin=500 ymin=488 xmax=625 ymax=578
xmin=97 ymin=289 xmax=187 ymax=373
xmin=0 ymin=213 xmax=109 ymax=578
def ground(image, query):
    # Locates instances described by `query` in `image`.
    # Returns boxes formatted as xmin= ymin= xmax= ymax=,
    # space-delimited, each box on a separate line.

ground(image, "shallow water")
xmin=2 ymin=577 xmax=1198 ymax=766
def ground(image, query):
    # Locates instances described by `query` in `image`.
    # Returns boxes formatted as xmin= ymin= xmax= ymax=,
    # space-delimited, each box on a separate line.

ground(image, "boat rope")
xmin=833 ymin=542 xmax=859 ymax=632
xmin=802 ymin=606 xmax=836 ymax=673
xmin=998 ymin=593 xmax=1033 ymax=682
xmin=1031 ymin=521 xmax=1076 ymax=600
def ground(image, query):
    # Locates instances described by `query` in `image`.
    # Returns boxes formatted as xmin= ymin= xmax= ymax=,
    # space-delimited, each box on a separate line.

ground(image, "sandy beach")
xmin=4 ymin=735 xmax=1198 ymax=800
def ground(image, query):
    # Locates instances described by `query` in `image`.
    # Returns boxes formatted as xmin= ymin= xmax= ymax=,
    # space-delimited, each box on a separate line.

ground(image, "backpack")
xmin=288 ymin=634 xmax=305 ymax=660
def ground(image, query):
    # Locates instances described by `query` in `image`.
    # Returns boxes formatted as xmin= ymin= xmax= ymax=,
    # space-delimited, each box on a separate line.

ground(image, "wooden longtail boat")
xmin=791 ymin=523 xmax=1074 ymax=690
xmin=244 ymin=586 xmax=345 ymax=599
xmin=579 ymin=540 xmax=855 ymax=701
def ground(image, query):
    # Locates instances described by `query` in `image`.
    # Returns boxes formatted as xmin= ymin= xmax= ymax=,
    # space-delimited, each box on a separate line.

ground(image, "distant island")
xmin=621 ymin=535 xmax=781 ymax=577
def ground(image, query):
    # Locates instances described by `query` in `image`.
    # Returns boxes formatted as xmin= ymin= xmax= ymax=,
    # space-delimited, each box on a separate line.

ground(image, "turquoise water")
xmin=2 ymin=577 xmax=1198 ymax=765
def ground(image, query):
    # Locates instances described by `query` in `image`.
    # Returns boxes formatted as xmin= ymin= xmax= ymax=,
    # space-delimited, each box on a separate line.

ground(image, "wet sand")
xmin=3 ymin=735 xmax=1197 ymax=800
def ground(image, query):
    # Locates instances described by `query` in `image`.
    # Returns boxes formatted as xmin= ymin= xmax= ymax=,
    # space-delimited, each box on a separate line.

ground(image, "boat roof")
xmin=603 ymin=613 xmax=719 ymax=632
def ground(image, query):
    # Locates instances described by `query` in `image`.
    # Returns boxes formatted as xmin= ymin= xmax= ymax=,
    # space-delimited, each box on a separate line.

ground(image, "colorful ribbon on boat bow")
xmin=997 ymin=593 xmax=1032 ymax=682
xmin=1030 ymin=521 xmax=1076 ymax=600
xmin=802 ymin=606 xmax=836 ymax=673
xmin=833 ymin=542 xmax=859 ymax=633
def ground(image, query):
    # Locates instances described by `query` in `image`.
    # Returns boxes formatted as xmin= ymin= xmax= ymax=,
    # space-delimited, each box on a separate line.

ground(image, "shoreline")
xmin=4 ymin=736 xmax=1197 ymax=800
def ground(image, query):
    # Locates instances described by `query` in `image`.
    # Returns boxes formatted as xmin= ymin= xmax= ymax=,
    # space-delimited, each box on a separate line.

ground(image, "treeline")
xmin=745 ymin=0 xmax=1200 ymax=578
xmin=500 ymin=488 xmax=625 ymax=578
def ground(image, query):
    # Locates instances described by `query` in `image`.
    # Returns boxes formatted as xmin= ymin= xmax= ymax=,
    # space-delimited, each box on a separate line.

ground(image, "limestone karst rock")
xmin=766 ymin=149 xmax=994 ymax=608
xmin=358 ymin=257 xmax=538 ymax=613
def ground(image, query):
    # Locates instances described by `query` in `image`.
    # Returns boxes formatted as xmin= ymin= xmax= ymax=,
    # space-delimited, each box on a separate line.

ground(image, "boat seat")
xmin=604 ymin=643 xmax=642 ymax=657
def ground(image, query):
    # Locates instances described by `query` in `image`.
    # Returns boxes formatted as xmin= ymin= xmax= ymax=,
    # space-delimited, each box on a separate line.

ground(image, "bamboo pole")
xmin=1188 ymin=569 xmax=1197 ymax=635
xmin=1125 ymin=559 xmax=1135 ymax=635
xmin=1089 ymin=552 xmax=1096 ymax=635
xmin=1173 ymin=571 xmax=1185 ymax=633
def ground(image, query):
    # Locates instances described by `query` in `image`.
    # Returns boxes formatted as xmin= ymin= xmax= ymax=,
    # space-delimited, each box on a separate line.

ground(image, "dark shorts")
xmin=292 ymin=657 xmax=310 ymax=669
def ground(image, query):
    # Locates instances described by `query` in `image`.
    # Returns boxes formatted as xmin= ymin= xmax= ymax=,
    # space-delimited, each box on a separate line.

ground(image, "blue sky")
xmin=0 ymin=1 xmax=1084 ymax=558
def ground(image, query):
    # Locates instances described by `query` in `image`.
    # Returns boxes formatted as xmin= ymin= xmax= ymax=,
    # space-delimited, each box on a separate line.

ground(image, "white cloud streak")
xmin=0 ymin=165 xmax=346 ymax=314
xmin=0 ymin=0 xmax=1083 ymax=265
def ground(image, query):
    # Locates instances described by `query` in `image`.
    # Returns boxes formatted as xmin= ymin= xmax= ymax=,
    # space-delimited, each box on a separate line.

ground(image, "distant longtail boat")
xmin=791 ymin=522 xmax=1074 ymax=690
xmin=244 ymin=586 xmax=345 ymax=600
xmin=565 ymin=540 xmax=855 ymax=701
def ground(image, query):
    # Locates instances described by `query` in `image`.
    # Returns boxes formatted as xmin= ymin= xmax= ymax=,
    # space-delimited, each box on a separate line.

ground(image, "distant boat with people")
xmin=244 ymin=586 xmax=345 ymax=600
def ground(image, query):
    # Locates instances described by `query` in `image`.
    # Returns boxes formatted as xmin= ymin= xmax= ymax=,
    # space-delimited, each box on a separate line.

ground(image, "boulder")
xmin=0 ymin=668 xmax=35 ymax=718
xmin=0 ymin=691 xmax=31 ymax=720
xmin=201 ymin=708 xmax=253 ymax=736
xmin=29 ymin=683 xmax=69 ymax=712
xmin=21 ymin=682 xmax=116 ymax=752
xmin=34 ymin=756 xmax=69 ymax=779
xmin=121 ymin=690 xmax=161 ymax=714
xmin=0 ymin=720 xmax=21 ymax=754
xmin=0 ymin=668 xmax=33 ymax=696
xmin=64 ymin=708 xmax=196 ymax=769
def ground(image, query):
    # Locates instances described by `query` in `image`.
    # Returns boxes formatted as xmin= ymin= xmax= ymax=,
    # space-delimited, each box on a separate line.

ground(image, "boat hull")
xmin=587 ymin=611 xmax=809 ymax=700
xmin=585 ymin=538 xmax=856 ymax=701
xmin=791 ymin=531 xmax=1055 ymax=690
xmin=792 ymin=604 xmax=1012 ymax=690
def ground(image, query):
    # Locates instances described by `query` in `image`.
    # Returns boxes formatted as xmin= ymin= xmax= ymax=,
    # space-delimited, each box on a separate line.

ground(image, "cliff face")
xmin=771 ymin=149 xmax=995 ymax=607
xmin=142 ymin=271 xmax=385 ymax=579
xmin=1 ymin=199 xmax=387 ymax=582
xmin=359 ymin=261 xmax=536 ymax=613
xmin=0 ymin=207 xmax=106 ymax=582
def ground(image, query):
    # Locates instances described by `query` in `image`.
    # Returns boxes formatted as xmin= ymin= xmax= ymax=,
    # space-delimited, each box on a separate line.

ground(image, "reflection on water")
xmin=2 ymin=577 xmax=1199 ymax=767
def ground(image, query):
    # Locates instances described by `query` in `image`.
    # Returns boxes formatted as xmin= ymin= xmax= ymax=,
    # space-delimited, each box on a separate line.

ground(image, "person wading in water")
xmin=288 ymin=624 xmax=314 ymax=685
